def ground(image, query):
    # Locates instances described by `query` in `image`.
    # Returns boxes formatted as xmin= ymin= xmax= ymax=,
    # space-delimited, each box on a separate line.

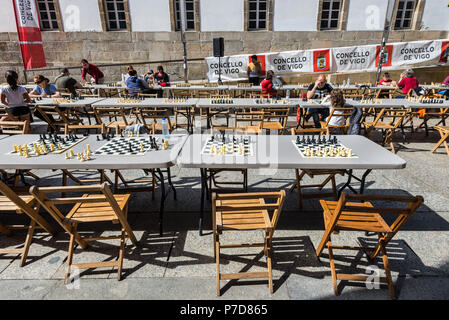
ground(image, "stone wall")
xmin=1 ymin=30 xmax=449 ymax=85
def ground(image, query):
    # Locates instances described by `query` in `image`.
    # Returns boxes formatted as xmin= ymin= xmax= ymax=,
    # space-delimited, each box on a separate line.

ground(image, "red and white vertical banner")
xmin=12 ymin=0 xmax=46 ymax=70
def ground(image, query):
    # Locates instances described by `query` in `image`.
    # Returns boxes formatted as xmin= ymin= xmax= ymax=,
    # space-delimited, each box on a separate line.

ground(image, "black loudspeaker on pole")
xmin=213 ymin=37 xmax=224 ymax=85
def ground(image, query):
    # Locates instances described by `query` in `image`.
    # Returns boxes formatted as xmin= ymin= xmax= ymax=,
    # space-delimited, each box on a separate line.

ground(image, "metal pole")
xmin=218 ymin=56 xmax=222 ymax=85
xmin=376 ymin=0 xmax=396 ymax=84
xmin=179 ymin=0 xmax=188 ymax=83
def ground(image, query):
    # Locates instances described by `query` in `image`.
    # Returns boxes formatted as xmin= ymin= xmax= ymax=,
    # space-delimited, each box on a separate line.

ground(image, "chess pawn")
xmin=50 ymin=144 xmax=55 ymax=152
xmin=65 ymin=152 xmax=69 ymax=159
xmin=348 ymin=149 xmax=353 ymax=157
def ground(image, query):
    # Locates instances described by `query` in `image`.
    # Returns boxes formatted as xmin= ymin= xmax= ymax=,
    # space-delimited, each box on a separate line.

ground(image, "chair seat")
xmin=321 ymin=200 xmax=392 ymax=233
xmin=263 ymin=122 xmax=283 ymax=130
xmin=363 ymin=121 xmax=394 ymax=129
xmin=216 ymin=198 xmax=271 ymax=231
xmin=64 ymin=194 xmax=130 ymax=223
xmin=236 ymin=126 xmax=262 ymax=134
xmin=106 ymin=121 xmax=134 ymax=128
xmin=0 ymin=195 xmax=33 ymax=212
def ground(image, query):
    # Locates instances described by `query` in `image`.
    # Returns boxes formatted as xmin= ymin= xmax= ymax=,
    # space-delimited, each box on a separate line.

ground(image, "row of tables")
xmin=0 ymin=132 xmax=406 ymax=235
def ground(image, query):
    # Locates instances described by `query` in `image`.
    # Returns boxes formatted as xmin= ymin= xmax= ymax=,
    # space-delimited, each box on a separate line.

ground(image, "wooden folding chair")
xmin=316 ymin=192 xmax=424 ymax=299
xmin=30 ymin=183 xmax=138 ymax=282
xmin=34 ymin=106 xmax=83 ymax=134
xmin=0 ymin=120 xmax=30 ymax=134
xmin=418 ymin=108 xmax=449 ymax=136
xmin=93 ymin=107 xmax=134 ymax=133
xmin=289 ymin=128 xmax=345 ymax=209
xmin=213 ymin=191 xmax=286 ymax=295
xmin=430 ymin=126 xmax=449 ymax=156
xmin=134 ymin=108 xmax=173 ymax=134
xmin=172 ymin=90 xmax=195 ymax=129
xmin=320 ymin=107 xmax=353 ymax=135
xmin=363 ymin=108 xmax=407 ymax=153
xmin=262 ymin=108 xmax=290 ymax=135
xmin=60 ymin=124 xmax=113 ymax=189
xmin=235 ymin=110 xmax=265 ymax=134
xmin=0 ymin=106 xmax=19 ymax=121
xmin=0 ymin=181 xmax=55 ymax=266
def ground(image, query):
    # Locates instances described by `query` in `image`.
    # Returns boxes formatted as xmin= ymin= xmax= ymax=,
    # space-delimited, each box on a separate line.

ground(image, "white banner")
xmin=205 ymin=39 xmax=449 ymax=82
xmin=266 ymin=50 xmax=313 ymax=74
xmin=331 ymin=45 xmax=377 ymax=73
xmin=14 ymin=0 xmax=40 ymax=28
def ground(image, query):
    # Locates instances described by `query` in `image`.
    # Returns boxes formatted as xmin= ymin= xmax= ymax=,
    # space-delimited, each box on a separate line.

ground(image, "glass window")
xmin=320 ymin=0 xmax=341 ymax=30
xmin=37 ymin=0 xmax=59 ymax=31
xmin=248 ymin=0 xmax=268 ymax=31
xmin=174 ymin=0 xmax=196 ymax=31
xmin=105 ymin=0 xmax=127 ymax=31
xmin=394 ymin=0 xmax=416 ymax=30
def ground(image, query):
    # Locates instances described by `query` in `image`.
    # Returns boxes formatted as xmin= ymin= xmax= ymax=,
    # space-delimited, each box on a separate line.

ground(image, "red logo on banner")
xmin=376 ymin=45 xmax=393 ymax=67
xmin=12 ymin=0 xmax=46 ymax=70
xmin=313 ymin=49 xmax=330 ymax=72
xmin=440 ymin=41 xmax=449 ymax=63
xmin=248 ymin=55 xmax=267 ymax=77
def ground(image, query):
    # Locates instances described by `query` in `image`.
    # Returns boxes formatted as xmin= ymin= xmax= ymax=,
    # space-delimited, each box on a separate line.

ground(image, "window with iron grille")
xmin=174 ymin=0 xmax=195 ymax=31
xmin=248 ymin=0 xmax=267 ymax=31
xmin=394 ymin=0 xmax=416 ymax=30
xmin=105 ymin=0 xmax=127 ymax=31
xmin=37 ymin=0 xmax=59 ymax=30
xmin=320 ymin=0 xmax=341 ymax=30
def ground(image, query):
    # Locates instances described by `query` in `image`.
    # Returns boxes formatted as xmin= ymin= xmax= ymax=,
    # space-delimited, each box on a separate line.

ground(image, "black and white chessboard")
xmin=292 ymin=135 xmax=358 ymax=158
xmin=9 ymin=134 xmax=87 ymax=157
xmin=94 ymin=136 xmax=162 ymax=156
xmin=201 ymin=135 xmax=254 ymax=156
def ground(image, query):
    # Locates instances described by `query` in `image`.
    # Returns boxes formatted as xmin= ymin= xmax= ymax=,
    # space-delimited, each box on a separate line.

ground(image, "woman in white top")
xmin=0 ymin=70 xmax=32 ymax=121
xmin=325 ymin=89 xmax=347 ymax=133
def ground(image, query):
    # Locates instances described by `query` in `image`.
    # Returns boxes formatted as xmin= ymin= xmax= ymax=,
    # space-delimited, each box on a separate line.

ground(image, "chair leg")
xmin=65 ymin=226 xmax=76 ymax=284
xmin=327 ymin=240 xmax=339 ymax=296
xmin=265 ymin=234 xmax=273 ymax=294
xmin=215 ymin=238 xmax=221 ymax=296
xmin=380 ymin=241 xmax=396 ymax=300
xmin=20 ymin=220 xmax=36 ymax=267
xmin=0 ymin=223 xmax=12 ymax=236
xmin=117 ymin=227 xmax=126 ymax=281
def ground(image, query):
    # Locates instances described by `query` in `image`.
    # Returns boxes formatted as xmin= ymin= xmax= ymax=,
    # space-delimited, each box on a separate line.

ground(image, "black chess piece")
xmin=128 ymin=142 xmax=132 ymax=153
xmin=322 ymin=136 xmax=326 ymax=144
xmin=317 ymin=136 xmax=322 ymax=144
xmin=96 ymin=135 xmax=100 ymax=141
xmin=296 ymin=136 xmax=300 ymax=144
xmin=333 ymin=136 xmax=338 ymax=144
xmin=311 ymin=134 xmax=316 ymax=144
xmin=306 ymin=136 xmax=311 ymax=144
xmin=301 ymin=135 xmax=306 ymax=144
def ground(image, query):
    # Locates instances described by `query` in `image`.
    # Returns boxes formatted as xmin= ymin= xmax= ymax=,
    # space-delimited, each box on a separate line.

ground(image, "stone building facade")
xmin=0 ymin=0 xmax=448 ymax=84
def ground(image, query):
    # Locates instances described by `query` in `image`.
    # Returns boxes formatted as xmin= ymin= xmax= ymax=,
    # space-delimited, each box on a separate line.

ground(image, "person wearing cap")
xmin=29 ymin=75 xmax=61 ymax=98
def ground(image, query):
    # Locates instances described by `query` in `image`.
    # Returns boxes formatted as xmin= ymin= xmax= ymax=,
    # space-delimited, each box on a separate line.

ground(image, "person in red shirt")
xmin=81 ymin=59 xmax=105 ymax=84
xmin=260 ymin=71 xmax=277 ymax=98
xmin=397 ymin=69 xmax=419 ymax=95
xmin=378 ymin=72 xmax=396 ymax=86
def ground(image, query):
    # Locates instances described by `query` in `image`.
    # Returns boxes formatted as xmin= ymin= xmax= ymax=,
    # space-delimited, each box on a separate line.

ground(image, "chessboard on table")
xmin=94 ymin=135 xmax=164 ymax=156
xmin=292 ymin=135 xmax=357 ymax=158
xmin=201 ymin=135 xmax=254 ymax=156
xmin=8 ymin=134 xmax=87 ymax=157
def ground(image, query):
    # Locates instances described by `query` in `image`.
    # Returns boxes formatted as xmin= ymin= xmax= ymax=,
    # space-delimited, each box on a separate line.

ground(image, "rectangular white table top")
xmin=27 ymin=97 xmax=106 ymax=107
xmin=196 ymin=98 xmax=301 ymax=108
xmin=91 ymin=98 xmax=199 ymax=108
xmin=0 ymin=134 xmax=188 ymax=170
xmin=177 ymin=134 xmax=406 ymax=170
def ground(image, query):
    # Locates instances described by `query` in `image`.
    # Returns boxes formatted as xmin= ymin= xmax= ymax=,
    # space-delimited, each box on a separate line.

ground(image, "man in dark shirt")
xmin=54 ymin=68 xmax=83 ymax=96
xmin=306 ymin=74 xmax=333 ymax=128
xmin=81 ymin=59 xmax=105 ymax=84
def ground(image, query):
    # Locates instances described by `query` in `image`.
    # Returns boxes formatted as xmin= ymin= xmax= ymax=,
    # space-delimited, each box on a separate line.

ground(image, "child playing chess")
xmin=323 ymin=89 xmax=347 ymax=134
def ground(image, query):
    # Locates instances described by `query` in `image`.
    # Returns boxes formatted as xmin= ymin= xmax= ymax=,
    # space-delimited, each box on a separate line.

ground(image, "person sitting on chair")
xmin=54 ymin=68 xmax=84 ymax=97
xmin=29 ymin=75 xmax=61 ymax=98
xmin=378 ymin=72 xmax=396 ymax=86
xmin=261 ymin=70 xmax=277 ymax=98
xmin=125 ymin=69 xmax=152 ymax=95
xmin=397 ymin=69 xmax=419 ymax=95
xmin=306 ymin=74 xmax=333 ymax=128
xmin=0 ymin=70 xmax=32 ymax=122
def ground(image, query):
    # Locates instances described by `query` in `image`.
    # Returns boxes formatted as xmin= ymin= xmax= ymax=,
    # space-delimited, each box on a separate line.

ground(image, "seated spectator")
xmin=260 ymin=70 xmax=277 ymax=98
xmin=397 ymin=69 xmax=419 ymax=95
xmin=154 ymin=66 xmax=170 ymax=87
xmin=29 ymin=75 xmax=60 ymax=98
xmin=144 ymin=70 xmax=154 ymax=84
xmin=125 ymin=69 xmax=151 ymax=95
xmin=325 ymin=89 xmax=346 ymax=130
xmin=439 ymin=75 xmax=449 ymax=97
xmin=378 ymin=72 xmax=396 ymax=86
xmin=306 ymin=74 xmax=333 ymax=128
xmin=54 ymin=68 xmax=83 ymax=96
xmin=0 ymin=70 xmax=32 ymax=122
xmin=123 ymin=65 xmax=135 ymax=82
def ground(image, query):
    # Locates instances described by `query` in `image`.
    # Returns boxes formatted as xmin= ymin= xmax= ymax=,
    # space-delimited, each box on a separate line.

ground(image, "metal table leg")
xmin=338 ymin=169 xmax=372 ymax=197
xmin=155 ymin=168 xmax=166 ymax=236
xmin=199 ymin=168 xmax=208 ymax=236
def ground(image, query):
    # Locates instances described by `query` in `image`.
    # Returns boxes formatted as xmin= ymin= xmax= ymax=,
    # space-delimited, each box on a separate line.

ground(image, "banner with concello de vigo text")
xmin=205 ymin=39 xmax=449 ymax=82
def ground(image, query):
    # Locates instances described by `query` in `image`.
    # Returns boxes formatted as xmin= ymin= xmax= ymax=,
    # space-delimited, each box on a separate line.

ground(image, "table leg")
xmin=338 ymin=169 xmax=372 ymax=197
xmin=155 ymin=168 xmax=166 ymax=236
xmin=166 ymin=167 xmax=177 ymax=200
xmin=199 ymin=168 xmax=208 ymax=236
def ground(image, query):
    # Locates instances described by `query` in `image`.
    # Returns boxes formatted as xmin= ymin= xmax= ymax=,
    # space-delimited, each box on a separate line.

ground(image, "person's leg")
xmin=348 ymin=107 xmax=362 ymax=135
xmin=308 ymin=109 xmax=321 ymax=128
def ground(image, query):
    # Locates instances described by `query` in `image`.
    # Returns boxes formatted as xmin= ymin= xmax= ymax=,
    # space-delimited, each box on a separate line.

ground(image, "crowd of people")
xmin=1 ymin=57 xmax=448 ymax=130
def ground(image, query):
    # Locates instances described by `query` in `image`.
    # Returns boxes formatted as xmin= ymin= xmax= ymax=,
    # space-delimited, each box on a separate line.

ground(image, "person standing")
xmin=0 ymin=70 xmax=32 ymax=121
xmin=306 ymin=74 xmax=334 ymax=128
xmin=246 ymin=55 xmax=262 ymax=86
xmin=81 ymin=59 xmax=105 ymax=85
